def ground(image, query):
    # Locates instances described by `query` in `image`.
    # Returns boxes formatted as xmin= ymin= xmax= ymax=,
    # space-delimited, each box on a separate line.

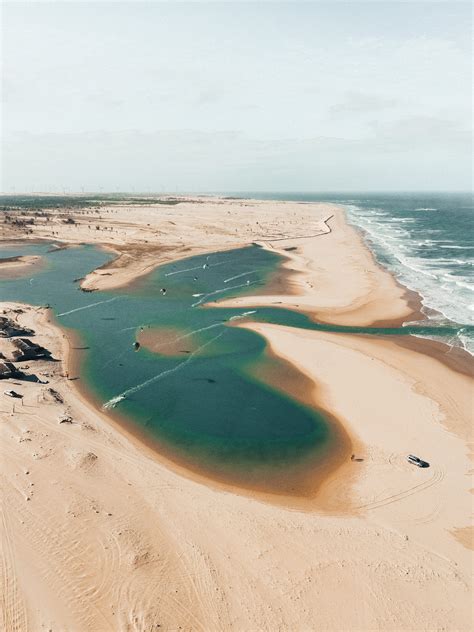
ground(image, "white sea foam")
xmin=454 ymin=280 xmax=474 ymax=292
xmin=384 ymin=217 xmax=416 ymax=223
xmin=344 ymin=204 xmax=474 ymax=354
xmin=439 ymin=245 xmax=473 ymax=250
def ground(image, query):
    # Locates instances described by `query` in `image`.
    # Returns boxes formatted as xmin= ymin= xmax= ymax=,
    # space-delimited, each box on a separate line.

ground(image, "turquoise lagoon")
xmin=1 ymin=242 xmax=471 ymax=496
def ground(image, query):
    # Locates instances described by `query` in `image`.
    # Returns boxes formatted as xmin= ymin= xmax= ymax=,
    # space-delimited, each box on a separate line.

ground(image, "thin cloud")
xmin=330 ymin=92 xmax=400 ymax=116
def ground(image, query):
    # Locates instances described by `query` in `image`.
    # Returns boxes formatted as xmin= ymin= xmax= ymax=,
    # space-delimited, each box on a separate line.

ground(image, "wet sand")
xmin=137 ymin=326 xmax=203 ymax=357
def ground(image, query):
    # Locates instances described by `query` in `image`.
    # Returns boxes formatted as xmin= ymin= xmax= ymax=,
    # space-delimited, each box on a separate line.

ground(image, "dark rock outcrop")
xmin=11 ymin=338 xmax=51 ymax=362
xmin=0 ymin=317 xmax=34 ymax=338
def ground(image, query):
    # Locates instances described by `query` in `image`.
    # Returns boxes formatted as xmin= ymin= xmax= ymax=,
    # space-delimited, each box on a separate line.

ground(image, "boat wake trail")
xmin=152 ymin=310 xmax=257 ymax=351
xmin=152 ymin=322 xmax=224 ymax=351
xmin=165 ymin=260 xmax=231 ymax=277
xmin=229 ymin=310 xmax=256 ymax=321
xmin=191 ymin=281 xmax=257 ymax=307
xmin=102 ymin=309 xmax=257 ymax=409
xmin=57 ymin=296 xmax=120 ymax=317
xmin=224 ymin=271 xmax=256 ymax=284
xmin=103 ymin=330 xmax=226 ymax=409
xmin=117 ymin=324 xmax=144 ymax=333
xmin=165 ymin=264 xmax=204 ymax=277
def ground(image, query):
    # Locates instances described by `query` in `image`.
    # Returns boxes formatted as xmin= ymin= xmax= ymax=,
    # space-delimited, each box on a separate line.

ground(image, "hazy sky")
xmin=2 ymin=1 xmax=472 ymax=192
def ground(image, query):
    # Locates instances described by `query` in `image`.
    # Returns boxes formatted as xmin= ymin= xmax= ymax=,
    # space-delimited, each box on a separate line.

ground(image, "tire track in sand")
xmin=0 ymin=500 xmax=29 ymax=632
xmin=356 ymin=464 xmax=445 ymax=512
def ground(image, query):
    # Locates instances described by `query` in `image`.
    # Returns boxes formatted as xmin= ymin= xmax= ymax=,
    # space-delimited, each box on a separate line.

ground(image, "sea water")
xmin=237 ymin=192 xmax=474 ymax=354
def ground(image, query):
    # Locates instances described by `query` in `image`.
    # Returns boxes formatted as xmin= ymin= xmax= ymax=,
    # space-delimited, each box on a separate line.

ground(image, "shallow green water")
xmin=1 ymin=242 xmax=471 ymax=493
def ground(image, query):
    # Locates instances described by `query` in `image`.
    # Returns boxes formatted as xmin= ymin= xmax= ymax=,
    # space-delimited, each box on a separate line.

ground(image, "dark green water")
xmin=1 ymin=242 xmax=471 ymax=495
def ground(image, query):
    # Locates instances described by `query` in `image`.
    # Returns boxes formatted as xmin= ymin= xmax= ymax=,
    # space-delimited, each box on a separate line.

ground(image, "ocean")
xmin=236 ymin=192 xmax=473 ymax=354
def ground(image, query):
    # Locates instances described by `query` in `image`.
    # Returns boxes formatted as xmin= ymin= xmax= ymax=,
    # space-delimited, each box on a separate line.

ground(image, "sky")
xmin=1 ymin=1 xmax=472 ymax=192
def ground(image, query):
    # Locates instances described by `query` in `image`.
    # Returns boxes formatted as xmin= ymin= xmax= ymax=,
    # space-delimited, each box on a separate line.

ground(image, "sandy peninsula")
xmin=0 ymin=196 xmax=472 ymax=631
xmin=0 ymin=255 xmax=42 ymax=280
